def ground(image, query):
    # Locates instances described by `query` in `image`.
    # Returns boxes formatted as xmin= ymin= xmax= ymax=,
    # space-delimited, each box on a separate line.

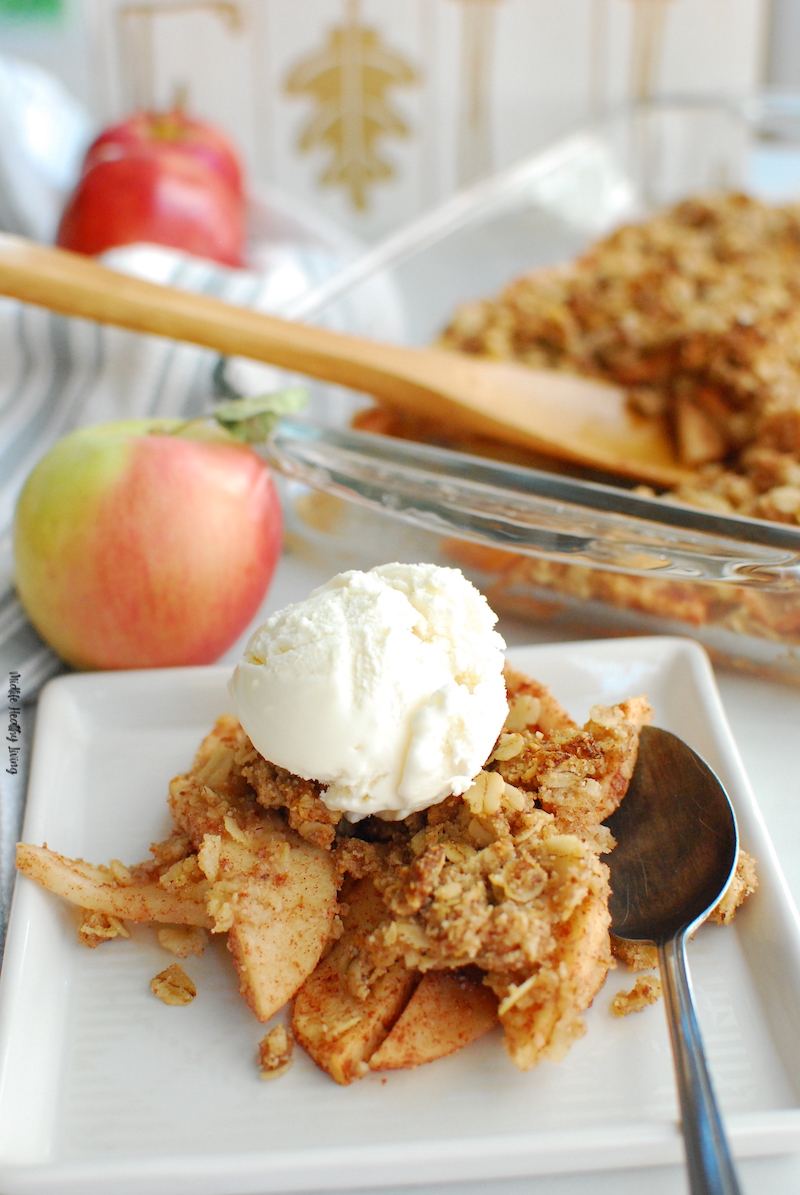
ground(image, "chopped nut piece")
xmin=157 ymin=925 xmax=208 ymax=959
xmin=611 ymin=974 xmax=663 ymax=1017
xmin=150 ymin=963 xmax=197 ymax=1006
xmin=258 ymin=1024 xmax=295 ymax=1079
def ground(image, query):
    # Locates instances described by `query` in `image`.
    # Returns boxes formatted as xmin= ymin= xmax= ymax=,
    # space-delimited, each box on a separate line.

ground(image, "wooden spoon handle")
xmin=0 ymin=234 xmax=688 ymax=485
xmin=0 ymin=234 xmax=429 ymax=398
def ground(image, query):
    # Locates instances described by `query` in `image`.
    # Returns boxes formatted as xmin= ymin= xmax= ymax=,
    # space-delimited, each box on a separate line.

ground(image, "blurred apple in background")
xmin=56 ymin=104 xmax=246 ymax=266
xmin=13 ymin=419 xmax=282 ymax=670
xmin=83 ymin=107 xmax=244 ymax=200
xmin=56 ymin=147 xmax=245 ymax=266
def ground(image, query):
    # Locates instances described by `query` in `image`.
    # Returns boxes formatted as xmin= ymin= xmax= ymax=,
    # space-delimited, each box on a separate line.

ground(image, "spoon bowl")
xmin=606 ymin=724 xmax=739 ymax=944
xmin=605 ymin=725 xmax=743 ymax=1195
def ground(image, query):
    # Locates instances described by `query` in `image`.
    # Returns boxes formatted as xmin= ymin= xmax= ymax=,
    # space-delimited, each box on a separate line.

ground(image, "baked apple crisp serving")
xmin=15 ymin=564 xmax=755 ymax=1084
xmin=382 ymin=193 xmax=800 ymax=514
xmin=351 ymin=193 xmax=800 ymax=662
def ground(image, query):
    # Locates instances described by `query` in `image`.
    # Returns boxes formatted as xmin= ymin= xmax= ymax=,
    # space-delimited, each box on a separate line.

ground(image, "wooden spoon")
xmin=0 ymin=234 xmax=689 ymax=487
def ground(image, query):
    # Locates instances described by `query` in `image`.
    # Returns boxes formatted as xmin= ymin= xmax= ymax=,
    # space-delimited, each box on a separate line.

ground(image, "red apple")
xmin=84 ymin=108 xmax=244 ymax=199
xmin=56 ymin=147 xmax=245 ymax=266
xmin=13 ymin=419 xmax=282 ymax=671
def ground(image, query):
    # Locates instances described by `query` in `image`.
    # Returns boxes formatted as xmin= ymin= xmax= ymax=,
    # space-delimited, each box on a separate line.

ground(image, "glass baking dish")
xmin=254 ymin=95 xmax=800 ymax=683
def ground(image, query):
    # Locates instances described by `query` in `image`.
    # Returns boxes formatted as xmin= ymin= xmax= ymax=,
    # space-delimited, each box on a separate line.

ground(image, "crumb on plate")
xmin=78 ymin=909 xmax=131 ymax=948
xmin=611 ymin=974 xmax=663 ymax=1017
xmin=258 ymin=1024 xmax=295 ymax=1079
xmin=157 ymin=924 xmax=208 ymax=959
xmin=151 ymin=962 xmax=196 ymax=1005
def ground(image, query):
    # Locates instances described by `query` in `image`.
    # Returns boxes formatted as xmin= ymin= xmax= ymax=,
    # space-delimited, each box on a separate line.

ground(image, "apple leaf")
xmin=213 ymin=389 xmax=307 ymax=443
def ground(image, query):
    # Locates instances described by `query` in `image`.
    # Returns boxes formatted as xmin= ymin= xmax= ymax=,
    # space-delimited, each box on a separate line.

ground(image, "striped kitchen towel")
xmin=0 ymin=218 xmax=401 ymax=945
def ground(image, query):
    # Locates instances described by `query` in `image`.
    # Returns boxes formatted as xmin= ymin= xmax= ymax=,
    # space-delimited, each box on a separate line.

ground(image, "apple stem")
xmin=148 ymin=85 xmax=191 ymax=140
xmin=165 ymin=390 xmax=307 ymax=445
xmin=171 ymin=83 xmax=190 ymax=116
xmin=166 ymin=416 xmax=209 ymax=438
xmin=213 ymin=389 xmax=308 ymax=443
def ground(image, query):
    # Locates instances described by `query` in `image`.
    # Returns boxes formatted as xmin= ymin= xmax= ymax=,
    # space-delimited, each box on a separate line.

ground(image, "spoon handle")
xmin=658 ymin=934 xmax=743 ymax=1195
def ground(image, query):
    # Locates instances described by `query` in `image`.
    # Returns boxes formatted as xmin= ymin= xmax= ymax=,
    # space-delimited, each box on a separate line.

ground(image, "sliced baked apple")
xmin=223 ymin=833 xmax=338 ymax=1022
xmin=15 ymin=842 xmax=212 ymax=926
xmin=369 ymin=968 xmax=498 ymax=1071
xmin=292 ymin=878 xmax=417 ymax=1084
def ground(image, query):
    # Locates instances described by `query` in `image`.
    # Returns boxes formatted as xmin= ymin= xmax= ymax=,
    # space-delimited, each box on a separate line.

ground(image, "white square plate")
xmin=1 ymin=637 xmax=799 ymax=1195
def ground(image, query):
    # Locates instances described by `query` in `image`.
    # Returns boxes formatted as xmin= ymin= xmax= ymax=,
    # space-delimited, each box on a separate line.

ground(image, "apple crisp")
xmin=440 ymin=192 xmax=800 ymax=509
xmin=15 ymin=664 xmax=755 ymax=1084
xmin=352 ymin=193 xmax=800 ymax=665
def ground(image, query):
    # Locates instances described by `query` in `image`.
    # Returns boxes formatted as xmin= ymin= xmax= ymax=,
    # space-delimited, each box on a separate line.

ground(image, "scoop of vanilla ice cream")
xmin=230 ymin=563 xmax=507 ymax=820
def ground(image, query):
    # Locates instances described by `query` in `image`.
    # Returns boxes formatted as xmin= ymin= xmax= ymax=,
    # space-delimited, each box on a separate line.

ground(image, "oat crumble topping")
xmin=78 ymin=910 xmax=131 ymax=948
xmin=151 ymin=963 xmax=197 ymax=1006
xmin=610 ymin=937 xmax=658 ymax=972
xmin=440 ymin=192 xmax=800 ymax=513
xmin=351 ymin=194 xmax=800 ymax=657
xmin=707 ymin=850 xmax=758 ymax=925
xmin=610 ymin=974 xmax=663 ymax=1017
xmin=258 ymin=1024 xmax=295 ymax=1079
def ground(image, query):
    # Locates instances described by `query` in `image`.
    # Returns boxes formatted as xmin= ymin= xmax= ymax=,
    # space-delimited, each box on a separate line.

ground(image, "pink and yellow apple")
xmin=13 ymin=419 xmax=282 ymax=670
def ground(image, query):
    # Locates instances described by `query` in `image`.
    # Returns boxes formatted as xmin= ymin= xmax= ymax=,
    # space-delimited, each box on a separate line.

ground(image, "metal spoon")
xmin=605 ymin=725 xmax=743 ymax=1195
